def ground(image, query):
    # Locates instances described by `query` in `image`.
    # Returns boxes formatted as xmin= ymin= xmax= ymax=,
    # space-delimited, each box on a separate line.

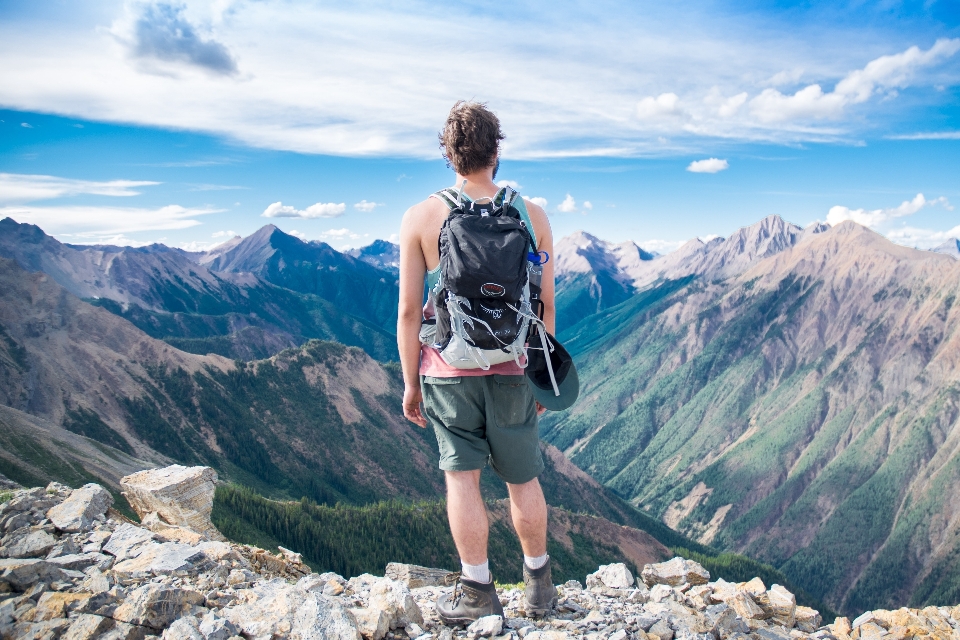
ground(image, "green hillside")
xmin=541 ymin=224 xmax=960 ymax=614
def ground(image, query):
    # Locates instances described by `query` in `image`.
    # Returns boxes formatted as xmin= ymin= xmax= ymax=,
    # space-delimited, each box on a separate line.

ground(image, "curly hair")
xmin=438 ymin=101 xmax=504 ymax=176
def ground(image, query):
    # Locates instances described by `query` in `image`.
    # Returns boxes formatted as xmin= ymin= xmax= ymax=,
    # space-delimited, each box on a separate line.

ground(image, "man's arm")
xmin=398 ymin=205 xmax=428 ymax=427
xmin=524 ymin=200 xmax=556 ymax=335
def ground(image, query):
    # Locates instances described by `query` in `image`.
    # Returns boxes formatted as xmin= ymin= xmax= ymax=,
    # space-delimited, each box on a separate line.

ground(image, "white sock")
xmin=525 ymin=553 xmax=548 ymax=570
xmin=461 ymin=560 xmax=491 ymax=584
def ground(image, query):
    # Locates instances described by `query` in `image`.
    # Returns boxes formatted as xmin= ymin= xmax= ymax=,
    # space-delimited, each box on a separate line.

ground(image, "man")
xmin=397 ymin=101 xmax=557 ymax=624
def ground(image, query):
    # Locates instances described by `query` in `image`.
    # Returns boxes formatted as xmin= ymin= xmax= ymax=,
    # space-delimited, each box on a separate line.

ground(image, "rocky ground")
xmin=2 ymin=465 xmax=959 ymax=640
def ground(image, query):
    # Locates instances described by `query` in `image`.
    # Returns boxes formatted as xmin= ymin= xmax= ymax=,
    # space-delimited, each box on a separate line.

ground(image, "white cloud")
xmin=640 ymin=239 xmax=684 ymax=254
xmin=262 ymin=201 xmax=346 ymax=218
xmin=636 ymin=93 xmax=685 ymax=120
xmin=496 ymin=180 xmax=522 ymax=190
xmin=750 ymin=39 xmax=960 ymax=123
xmin=211 ymin=229 xmax=237 ymax=238
xmin=0 ymin=204 xmax=221 ymax=240
xmin=525 ymin=196 xmax=548 ymax=209
xmin=687 ymin=158 xmax=729 ymax=173
xmin=1 ymin=5 xmax=958 ymax=156
xmin=887 ymin=131 xmax=960 ymax=140
xmin=323 ymin=228 xmax=352 ymax=237
xmin=826 ymin=193 xmax=951 ymax=227
xmin=20 ymin=122 xmax=33 ymax=128
xmin=557 ymin=194 xmax=577 ymax=213
xmin=353 ymin=200 xmax=378 ymax=212
xmin=0 ymin=173 xmax=160 ymax=204
xmin=886 ymin=224 xmax=960 ymax=249
xmin=768 ymin=69 xmax=805 ymax=86
xmin=700 ymin=234 xmax=721 ymax=242
xmin=288 ymin=229 xmax=308 ymax=241
xmin=583 ymin=201 xmax=593 ymax=210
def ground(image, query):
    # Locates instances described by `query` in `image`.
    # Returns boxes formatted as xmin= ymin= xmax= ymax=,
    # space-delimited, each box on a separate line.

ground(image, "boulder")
xmin=0 ymin=558 xmax=69 ymax=591
xmin=727 ymin=592 xmax=766 ymax=620
xmin=466 ymin=615 xmax=504 ymax=638
xmin=102 ymin=523 xmax=158 ymax=562
xmin=120 ymin=465 xmax=224 ymax=541
xmin=46 ymin=484 xmax=113 ymax=532
xmin=385 ymin=562 xmax=455 ymax=588
xmin=62 ymin=613 xmax=114 ymax=640
xmin=141 ymin=512 xmax=206 ymax=545
xmin=757 ymin=584 xmax=796 ymax=627
xmin=5 ymin=529 xmax=56 ymax=559
xmin=351 ymin=607 xmax=390 ymax=640
xmin=642 ymin=557 xmax=710 ymax=587
xmin=161 ymin=612 xmax=239 ymax=640
xmin=648 ymin=619 xmax=675 ymax=640
xmin=795 ymin=606 xmax=822 ymax=633
xmin=112 ymin=542 xmax=212 ymax=578
xmin=46 ymin=552 xmax=111 ymax=572
xmin=368 ymin=578 xmax=424 ymax=628
xmin=739 ymin=577 xmax=766 ymax=598
xmin=587 ymin=563 xmax=635 ymax=589
xmin=223 ymin=578 xmax=360 ymax=640
xmin=112 ymin=583 xmax=205 ymax=630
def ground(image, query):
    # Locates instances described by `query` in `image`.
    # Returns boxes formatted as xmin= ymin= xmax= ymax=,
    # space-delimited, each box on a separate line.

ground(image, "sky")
xmin=0 ymin=0 xmax=958 ymax=254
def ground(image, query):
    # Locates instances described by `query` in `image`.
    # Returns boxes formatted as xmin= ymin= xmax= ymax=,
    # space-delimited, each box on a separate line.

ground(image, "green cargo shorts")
xmin=421 ymin=374 xmax=544 ymax=485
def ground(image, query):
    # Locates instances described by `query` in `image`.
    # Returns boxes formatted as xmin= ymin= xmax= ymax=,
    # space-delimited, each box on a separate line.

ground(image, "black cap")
xmin=525 ymin=330 xmax=579 ymax=411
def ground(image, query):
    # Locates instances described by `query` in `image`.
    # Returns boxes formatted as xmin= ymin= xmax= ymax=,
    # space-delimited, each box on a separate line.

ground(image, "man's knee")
xmin=445 ymin=469 xmax=482 ymax=488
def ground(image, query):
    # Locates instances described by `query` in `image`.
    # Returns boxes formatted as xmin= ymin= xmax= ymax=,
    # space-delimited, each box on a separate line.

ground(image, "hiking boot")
xmin=436 ymin=577 xmax=504 ymax=626
xmin=523 ymin=558 xmax=558 ymax=617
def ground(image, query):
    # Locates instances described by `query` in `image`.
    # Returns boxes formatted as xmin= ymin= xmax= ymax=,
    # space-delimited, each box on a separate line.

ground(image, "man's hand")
xmin=536 ymin=401 xmax=546 ymax=416
xmin=403 ymin=383 xmax=427 ymax=427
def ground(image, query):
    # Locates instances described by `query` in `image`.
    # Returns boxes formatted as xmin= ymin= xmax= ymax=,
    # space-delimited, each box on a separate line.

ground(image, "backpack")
xmin=421 ymin=183 xmax=547 ymax=370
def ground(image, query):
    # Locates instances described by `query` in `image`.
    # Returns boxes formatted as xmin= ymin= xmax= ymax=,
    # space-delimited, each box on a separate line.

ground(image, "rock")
xmin=46 ymin=484 xmax=113 ymax=533
xmin=739 ymin=578 xmax=766 ymax=598
xmin=112 ymin=583 xmax=206 ymax=629
xmin=858 ymin=622 xmax=887 ymax=640
xmin=467 ymin=615 xmax=504 ymax=638
xmin=758 ymin=584 xmax=796 ymax=627
xmin=46 ymin=552 xmax=110 ymax=572
xmin=642 ymin=558 xmax=710 ymax=587
xmin=648 ymin=619 xmax=675 ymax=640
xmin=706 ymin=603 xmax=750 ymax=637
xmin=102 ymin=523 xmax=158 ymax=562
xmin=46 ymin=537 xmax=81 ymax=559
xmin=162 ymin=616 xmax=205 ymax=640
xmin=120 ymin=465 xmax=224 ymax=541
xmin=5 ymin=529 xmax=57 ymax=559
xmin=62 ymin=613 xmax=114 ymax=640
xmin=223 ymin=578 xmax=360 ymax=640
xmin=13 ymin=617 xmax=73 ymax=639
xmin=727 ymin=592 xmax=766 ymax=620
xmin=101 ymin=621 xmax=147 ymax=640
xmin=195 ymin=541 xmax=242 ymax=564
xmin=586 ymin=563 xmax=635 ymax=590
xmin=141 ymin=511 xmax=206 ymax=545
xmin=368 ymin=578 xmax=424 ymax=628
xmin=795 ymin=606 xmax=822 ymax=633
xmin=650 ymin=584 xmax=677 ymax=603
xmin=352 ymin=607 xmax=391 ymax=640
xmin=30 ymin=591 xmax=91 ymax=621
xmin=112 ymin=542 xmax=212 ymax=578
xmin=80 ymin=567 xmax=111 ymax=594
xmin=853 ymin=612 xmax=884 ymax=629
xmin=0 ymin=558 xmax=69 ymax=591
xmin=385 ymin=562 xmax=456 ymax=588
xmin=198 ymin=611 xmax=241 ymax=640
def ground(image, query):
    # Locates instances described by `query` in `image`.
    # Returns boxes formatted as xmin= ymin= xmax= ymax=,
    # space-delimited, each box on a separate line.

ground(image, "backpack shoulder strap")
xmin=512 ymin=194 xmax=538 ymax=249
xmin=430 ymin=189 xmax=461 ymax=211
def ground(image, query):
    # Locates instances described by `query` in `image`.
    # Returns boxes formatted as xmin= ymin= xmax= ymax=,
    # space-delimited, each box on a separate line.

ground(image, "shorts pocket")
xmin=422 ymin=376 xmax=463 ymax=423
xmin=492 ymin=375 xmax=535 ymax=428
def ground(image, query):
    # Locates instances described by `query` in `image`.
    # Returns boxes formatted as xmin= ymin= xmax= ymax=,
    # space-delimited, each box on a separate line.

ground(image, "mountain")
xmin=542 ymin=221 xmax=960 ymax=614
xmin=932 ymin=238 xmax=960 ymax=259
xmin=554 ymin=231 xmax=655 ymax=329
xmin=204 ymin=225 xmax=399 ymax=331
xmin=0 ymin=219 xmax=398 ymax=361
xmin=348 ymin=239 xmax=401 ymax=274
xmin=554 ymin=217 xmax=828 ymax=329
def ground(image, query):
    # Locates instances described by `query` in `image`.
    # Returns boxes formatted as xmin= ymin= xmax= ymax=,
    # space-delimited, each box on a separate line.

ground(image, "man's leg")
xmin=508 ymin=476 xmax=557 ymax=616
xmin=437 ymin=469 xmax=504 ymax=624
xmin=445 ymin=469 xmax=488 ymax=566
xmin=506 ymin=477 xmax=547 ymax=557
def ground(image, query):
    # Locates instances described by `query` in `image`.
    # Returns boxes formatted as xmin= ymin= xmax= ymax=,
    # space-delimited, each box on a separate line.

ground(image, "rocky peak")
xmin=932 ymin=238 xmax=960 ymax=259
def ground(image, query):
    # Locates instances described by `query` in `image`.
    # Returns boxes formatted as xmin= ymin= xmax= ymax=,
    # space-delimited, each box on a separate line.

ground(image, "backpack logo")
xmin=481 ymin=283 xmax=506 ymax=297
xmin=479 ymin=304 xmax=503 ymax=319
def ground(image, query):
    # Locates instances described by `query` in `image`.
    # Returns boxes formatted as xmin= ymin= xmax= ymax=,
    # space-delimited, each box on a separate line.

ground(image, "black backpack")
xmin=424 ymin=185 xmax=544 ymax=369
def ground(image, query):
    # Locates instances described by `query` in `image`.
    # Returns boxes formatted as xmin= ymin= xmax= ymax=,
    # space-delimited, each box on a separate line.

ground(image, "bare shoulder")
xmin=402 ymin=196 xmax=448 ymax=231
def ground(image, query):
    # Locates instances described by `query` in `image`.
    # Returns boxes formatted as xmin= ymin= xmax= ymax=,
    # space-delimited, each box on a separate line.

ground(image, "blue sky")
xmin=1 ymin=0 xmax=958 ymax=252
